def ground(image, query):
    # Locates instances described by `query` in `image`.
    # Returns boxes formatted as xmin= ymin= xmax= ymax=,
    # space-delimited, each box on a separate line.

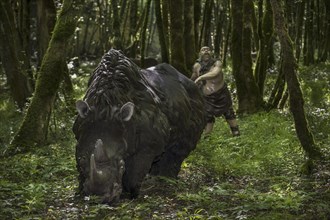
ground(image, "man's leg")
xmin=204 ymin=122 xmax=214 ymax=135
xmin=224 ymin=107 xmax=240 ymax=136
xmin=226 ymin=119 xmax=240 ymax=136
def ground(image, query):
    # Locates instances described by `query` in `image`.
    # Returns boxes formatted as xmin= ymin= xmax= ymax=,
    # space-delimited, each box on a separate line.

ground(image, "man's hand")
xmin=194 ymin=76 xmax=203 ymax=84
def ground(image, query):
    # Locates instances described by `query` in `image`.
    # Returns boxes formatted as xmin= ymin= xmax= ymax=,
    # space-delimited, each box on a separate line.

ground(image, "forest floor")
xmin=0 ymin=62 xmax=329 ymax=219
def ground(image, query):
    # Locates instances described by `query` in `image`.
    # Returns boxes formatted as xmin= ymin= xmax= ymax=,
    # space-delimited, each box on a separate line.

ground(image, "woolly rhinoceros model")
xmin=73 ymin=49 xmax=205 ymax=203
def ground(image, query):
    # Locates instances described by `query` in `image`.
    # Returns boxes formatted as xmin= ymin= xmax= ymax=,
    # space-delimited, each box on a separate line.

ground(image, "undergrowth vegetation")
xmin=0 ymin=62 xmax=329 ymax=219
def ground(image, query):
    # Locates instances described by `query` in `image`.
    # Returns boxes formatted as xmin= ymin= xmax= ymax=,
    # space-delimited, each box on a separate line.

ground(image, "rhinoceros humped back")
xmin=80 ymin=50 xmax=163 ymax=122
xmin=73 ymin=49 xmax=206 ymax=204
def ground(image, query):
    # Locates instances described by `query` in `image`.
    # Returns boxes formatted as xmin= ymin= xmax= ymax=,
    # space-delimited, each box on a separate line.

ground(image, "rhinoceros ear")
xmin=76 ymin=100 xmax=90 ymax=118
xmin=120 ymin=102 xmax=134 ymax=121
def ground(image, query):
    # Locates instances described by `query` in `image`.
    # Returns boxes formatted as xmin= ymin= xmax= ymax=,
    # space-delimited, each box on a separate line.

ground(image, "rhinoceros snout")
xmin=85 ymin=139 xmax=125 ymax=203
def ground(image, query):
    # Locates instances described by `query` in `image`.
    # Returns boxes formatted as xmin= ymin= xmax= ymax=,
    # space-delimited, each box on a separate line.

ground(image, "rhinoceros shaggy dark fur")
xmin=73 ymin=49 xmax=205 ymax=203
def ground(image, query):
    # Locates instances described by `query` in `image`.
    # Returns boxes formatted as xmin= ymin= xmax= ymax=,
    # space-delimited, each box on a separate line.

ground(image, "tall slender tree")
xmin=270 ymin=0 xmax=322 ymax=161
xmin=194 ymin=0 xmax=201 ymax=52
xmin=320 ymin=0 xmax=330 ymax=61
xmin=155 ymin=0 xmax=169 ymax=63
xmin=231 ymin=0 xmax=262 ymax=113
xmin=294 ymin=0 xmax=305 ymax=62
xmin=184 ymin=0 xmax=196 ymax=72
xmin=140 ymin=0 xmax=152 ymax=67
xmin=303 ymin=0 xmax=315 ymax=65
xmin=168 ymin=0 xmax=186 ymax=74
xmin=36 ymin=0 xmax=56 ymax=66
xmin=161 ymin=0 xmax=170 ymax=57
xmin=111 ymin=0 xmax=122 ymax=49
xmin=199 ymin=0 xmax=214 ymax=48
xmin=254 ymin=0 xmax=274 ymax=97
xmin=0 ymin=0 xmax=32 ymax=109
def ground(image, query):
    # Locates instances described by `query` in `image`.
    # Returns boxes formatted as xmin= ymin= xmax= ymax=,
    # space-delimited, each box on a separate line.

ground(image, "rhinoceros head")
xmin=74 ymin=100 xmax=134 ymax=203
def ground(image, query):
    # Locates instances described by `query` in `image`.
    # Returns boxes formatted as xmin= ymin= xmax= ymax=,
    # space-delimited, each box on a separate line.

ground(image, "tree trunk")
xmin=250 ymin=0 xmax=259 ymax=51
xmin=8 ymin=0 xmax=79 ymax=155
xmin=81 ymin=1 xmax=93 ymax=55
xmin=161 ymin=0 xmax=170 ymax=57
xmin=294 ymin=0 xmax=305 ymax=63
xmin=241 ymin=0 xmax=262 ymax=111
xmin=17 ymin=0 xmax=33 ymax=84
xmin=213 ymin=0 xmax=225 ymax=57
xmin=267 ymin=57 xmax=285 ymax=109
xmin=155 ymin=0 xmax=169 ymax=63
xmin=168 ymin=0 xmax=186 ymax=74
xmin=231 ymin=0 xmax=262 ymax=114
xmin=146 ymin=2 xmax=156 ymax=55
xmin=222 ymin=0 xmax=231 ymax=67
xmin=231 ymin=0 xmax=243 ymax=105
xmin=111 ymin=0 xmax=122 ymax=50
xmin=270 ymin=0 xmax=322 ymax=160
xmin=36 ymin=0 xmax=56 ymax=66
xmin=184 ymin=0 xmax=196 ymax=72
xmin=140 ymin=0 xmax=152 ymax=67
xmin=0 ymin=0 xmax=31 ymax=109
xmin=254 ymin=0 xmax=273 ymax=97
xmin=61 ymin=63 xmax=75 ymax=114
xmin=303 ymin=0 xmax=315 ymax=65
xmin=200 ymin=0 xmax=214 ymax=47
xmin=320 ymin=0 xmax=330 ymax=61
xmin=194 ymin=0 xmax=201 ymax=51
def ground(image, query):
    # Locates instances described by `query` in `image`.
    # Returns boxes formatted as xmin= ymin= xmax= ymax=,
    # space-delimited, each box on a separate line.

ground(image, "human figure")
xmin=191 ymin=46 xmax=240 ymax=136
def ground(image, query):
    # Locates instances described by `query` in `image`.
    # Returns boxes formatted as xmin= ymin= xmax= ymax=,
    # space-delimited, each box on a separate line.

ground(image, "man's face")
xmin=200 ymin=47 xmax=212 ymax=61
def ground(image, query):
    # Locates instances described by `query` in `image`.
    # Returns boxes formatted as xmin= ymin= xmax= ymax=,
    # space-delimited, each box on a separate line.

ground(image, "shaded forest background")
xmin=0 ymin=0 xmax=329 ymax=219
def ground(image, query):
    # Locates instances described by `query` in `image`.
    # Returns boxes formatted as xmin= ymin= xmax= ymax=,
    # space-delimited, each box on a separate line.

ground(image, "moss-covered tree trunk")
xmin=270 ymin=0 xmax=322 ymax=161
xmin=0 ymin=0 xmax=32 ymax=109
xmin=36 ymin=0 xmax=56 ymax=66
xmin=155 ymin=0 xmax=169 ymax=63
xmin=168 ymin=0 xmax=186 ymax=74
xmin=184 ymin=0 xmax=196 ymax=72
xmin=8 ymin=0 xmax=79 ymax=155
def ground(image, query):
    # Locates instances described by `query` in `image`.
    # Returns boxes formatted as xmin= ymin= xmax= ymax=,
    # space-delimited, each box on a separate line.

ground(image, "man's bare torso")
xmin=194 ymin=61 xmax=225 ymax=95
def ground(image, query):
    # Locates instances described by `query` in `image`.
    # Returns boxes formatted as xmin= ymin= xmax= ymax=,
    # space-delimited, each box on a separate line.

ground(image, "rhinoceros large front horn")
xmin=89 ymin=139 xmax=109 ymax=184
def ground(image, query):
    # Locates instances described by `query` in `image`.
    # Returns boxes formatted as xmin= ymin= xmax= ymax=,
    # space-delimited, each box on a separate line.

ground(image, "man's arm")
xmin=190 ymin=63 xmax=200 ymax=81
xmin=194 ymin=60 xmax=222 ymax=83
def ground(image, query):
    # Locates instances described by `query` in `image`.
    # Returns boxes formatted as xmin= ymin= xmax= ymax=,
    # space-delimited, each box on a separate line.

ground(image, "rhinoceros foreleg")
xmin=150 ymin=142 xmax=194 ymax=178
xmin=122 ymin=152 xmax=156 ymax=198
